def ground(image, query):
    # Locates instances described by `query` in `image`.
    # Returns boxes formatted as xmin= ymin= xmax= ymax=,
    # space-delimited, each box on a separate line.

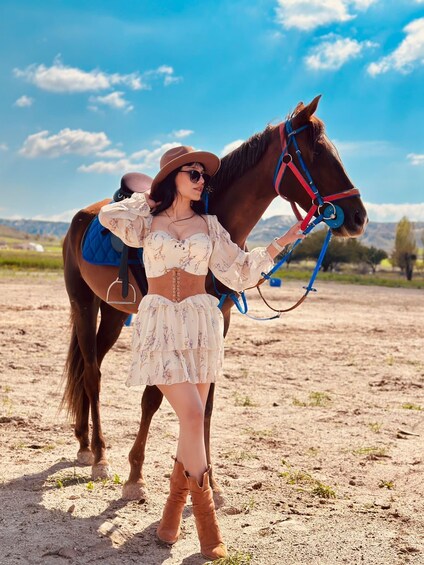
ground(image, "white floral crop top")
xmin=98 ymin=193 xmax=274 ymax=291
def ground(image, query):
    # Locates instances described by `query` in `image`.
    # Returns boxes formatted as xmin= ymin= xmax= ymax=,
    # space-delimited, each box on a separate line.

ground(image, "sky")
xmin=0 ymin=0 xmax=423 ymax=223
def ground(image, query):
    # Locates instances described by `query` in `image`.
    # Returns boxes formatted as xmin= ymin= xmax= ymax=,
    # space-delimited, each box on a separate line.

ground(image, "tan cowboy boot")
xmin=186 ymin=467 xmax=227 ymax=560
xmin=157 ymin=459 xmax=189 ymax=544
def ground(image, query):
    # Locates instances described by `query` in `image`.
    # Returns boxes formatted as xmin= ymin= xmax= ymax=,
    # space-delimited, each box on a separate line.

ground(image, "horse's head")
xmin=277 ymin=96 xmax=368 ymax=237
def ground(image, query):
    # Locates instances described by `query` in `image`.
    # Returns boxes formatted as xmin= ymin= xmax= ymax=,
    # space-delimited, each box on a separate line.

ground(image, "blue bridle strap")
xmin=208 ymin=118 xmax=358 ymax=319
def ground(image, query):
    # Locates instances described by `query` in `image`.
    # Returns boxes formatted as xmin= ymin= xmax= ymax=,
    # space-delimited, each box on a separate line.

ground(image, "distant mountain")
xmin=249 ymin=216 xmax=424 ymax=253
xmin=0 ymin=218 xmax=69 ymax=239
xmin=0 ymin=223 xmax=29 ymax=240
xmin=0 ymin=216 xmax=422 ymax=252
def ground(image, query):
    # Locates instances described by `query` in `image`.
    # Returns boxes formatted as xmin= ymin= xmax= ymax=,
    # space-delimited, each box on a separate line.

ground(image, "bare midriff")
xmin=147 ymin=268 xmax=207 ymax=302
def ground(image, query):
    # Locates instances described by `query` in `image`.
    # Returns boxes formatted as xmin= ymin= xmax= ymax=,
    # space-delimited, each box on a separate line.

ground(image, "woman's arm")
xmin=208 ymin=217 xmax=305 ymax=291
xmin=98 ymin=192 xmax=153 ymax=248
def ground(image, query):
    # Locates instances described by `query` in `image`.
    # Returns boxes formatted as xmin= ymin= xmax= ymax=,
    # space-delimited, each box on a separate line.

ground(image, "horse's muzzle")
xmin=334 ymin=201 xmax=368 ymax=237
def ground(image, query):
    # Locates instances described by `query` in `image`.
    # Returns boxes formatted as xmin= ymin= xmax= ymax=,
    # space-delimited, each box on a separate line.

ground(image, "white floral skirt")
xmin=126 ymin=294 xmax=224 ymax=387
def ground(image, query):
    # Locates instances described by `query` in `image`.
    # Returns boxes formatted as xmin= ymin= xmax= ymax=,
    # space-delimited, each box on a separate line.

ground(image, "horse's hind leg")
xmin=97 ymin=301 xmax=128 ymax=366
xmin=66 ymin=323 xmax=92 ymax=466
xmin=122 ymin=385 xmax=163 ymax=500
xmin=63 ymin=252 xmax=101 ymax=469
xmin=70 ymin=296 xmax=114 ymax=479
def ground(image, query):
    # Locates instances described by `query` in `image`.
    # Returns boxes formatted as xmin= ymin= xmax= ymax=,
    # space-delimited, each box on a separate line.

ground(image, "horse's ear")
xmin=293 ymin=95 xmax=322 ymax=126
xmin=306 ymin=94 xmax=321 ymax=117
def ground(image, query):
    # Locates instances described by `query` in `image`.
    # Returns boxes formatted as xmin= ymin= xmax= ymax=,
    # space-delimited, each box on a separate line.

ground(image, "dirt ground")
xmin=0 ymin=274 xmax=423 ymax=565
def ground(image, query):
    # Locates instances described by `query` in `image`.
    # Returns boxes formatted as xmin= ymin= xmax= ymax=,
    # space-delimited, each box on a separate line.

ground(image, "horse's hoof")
xmin=211 ymin=479 xmax=225 ymax=508
xmin=77 ymin=449 xmax=94 ymax=466
xmin=122 ymin=480 xmax=148 ymax=501
xmin=92 ymin=462 xmax=112 ymax=480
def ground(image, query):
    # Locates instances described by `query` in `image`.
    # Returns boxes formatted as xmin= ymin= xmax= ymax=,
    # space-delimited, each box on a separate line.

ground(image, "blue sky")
xmin=1 ymin=0 xmax=423 ymax=223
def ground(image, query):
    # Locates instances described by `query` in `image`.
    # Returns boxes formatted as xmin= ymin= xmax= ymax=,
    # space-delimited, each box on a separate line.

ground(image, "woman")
xmin=99 ymin=145 xmax=304 ymax=560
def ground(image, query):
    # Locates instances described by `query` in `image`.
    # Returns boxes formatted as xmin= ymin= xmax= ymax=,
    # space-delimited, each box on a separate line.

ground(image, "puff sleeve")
xmin=98 ymin=193 xmax=152 ymax=248
xmin=208 ymin=215 xmax=275 ymax=291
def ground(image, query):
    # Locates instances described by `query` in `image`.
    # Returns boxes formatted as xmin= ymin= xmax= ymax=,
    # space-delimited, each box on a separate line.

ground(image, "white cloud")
xmin=129 ymin=143 xmax=180 ymax=168
xmin=78 ymin=158 xmax=138 ymax=175
xmin=351 ymin=0 xmax=376 ymax=7
xmin=14 ymin=95 xmax=34 ymax=107
xmin=364 ymin=202 xmax=424 ymax=222
xmin=19 ymin=128 xmax=111 ymax=158
xmin=79 ymin=142 xmax=180 ymax=175
xmin=142 ymin=65 xmax=182 ymax=87
xmin=305 ymin=37 xmax=377 ymax=70
xmin=158 ymin=65 xmax=173 ymax=73
xmin=368 ymin=18 xmax=424 ymax=76
xmin=96 ymin=148 xmax=126 ymax=159
xmin=172 ymin=129 xmax=194 ymax=139
xmin=17 ymin=57 xmax=172 ymax=94
xmin=263 ymin=199 xmax=424 ymax=222
xmin=32 ymin=209 xmax=80 ymax=222
xmin=262 ymin=197 xmax=295 ymax=218
xmin=220 ymin=140 xmax=244 ymax=157
xmin=164 ymin=75 xmax=182 ymax=86
xmin=407 ymin=153 xmax=424 ymax=166
xmin=14 ymin=56 xmax=145 ymax=93
xmin=89 ymin=91 xmax=133 ymax=112
xmin=14 ymin=57 xmax=182 ymax=95
xmin=332 ymin=139 xmax=393 ymax=156
xmin=0 ymin=143 xmax=8 ymax=151
xmin=275 ymin=0 xmax=378 ymax=31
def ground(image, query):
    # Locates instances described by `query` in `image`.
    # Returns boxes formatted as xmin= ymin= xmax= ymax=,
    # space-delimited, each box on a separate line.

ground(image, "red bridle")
xmin=274 ymin=122 xmax=360 ymax=231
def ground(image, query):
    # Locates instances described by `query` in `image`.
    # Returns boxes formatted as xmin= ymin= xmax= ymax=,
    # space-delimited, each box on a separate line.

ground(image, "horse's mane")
xmin=210 ymin=126 xmax=273 ymax=196
xmin=210 ymin=103 xmax=325 ymax=197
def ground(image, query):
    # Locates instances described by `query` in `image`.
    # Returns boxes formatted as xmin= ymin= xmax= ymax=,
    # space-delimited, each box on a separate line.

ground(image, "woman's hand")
xmin=277 ymin=221 xmax=306 ymax=246
xmin=266 ymin=221 xmax=306 ymax=260
xmin=144 ymin=192 xmax=161 ymax=211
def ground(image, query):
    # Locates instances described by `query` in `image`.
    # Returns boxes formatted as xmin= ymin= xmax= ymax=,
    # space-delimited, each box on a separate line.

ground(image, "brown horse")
xmin=61 ymin=96 xmax=367 ymax=499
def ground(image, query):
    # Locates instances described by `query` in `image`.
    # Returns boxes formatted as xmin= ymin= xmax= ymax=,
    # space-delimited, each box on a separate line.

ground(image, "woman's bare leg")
xmin=158 ymin=382 xmax=209 ymax=483
xmin=173 ymin=383 xmax=210 ymax=463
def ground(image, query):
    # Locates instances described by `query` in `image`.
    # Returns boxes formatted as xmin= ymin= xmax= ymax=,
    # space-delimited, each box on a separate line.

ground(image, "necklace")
xmin=165 ymin=209 xmax=196 ymax=223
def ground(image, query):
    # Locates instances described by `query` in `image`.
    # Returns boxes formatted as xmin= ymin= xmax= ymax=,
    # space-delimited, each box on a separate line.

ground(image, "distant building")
xmin=28 ymin=242 xmax=44 ymax=252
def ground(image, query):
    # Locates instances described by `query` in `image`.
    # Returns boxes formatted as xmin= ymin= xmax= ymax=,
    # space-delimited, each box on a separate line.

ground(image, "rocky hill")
xmin=0 ymin=219 xmax=69 ymax=240
xmin=0 ymin=216 xmax=422 ymax=252
xmin=249 ymin=216 xmax=423 ymax=253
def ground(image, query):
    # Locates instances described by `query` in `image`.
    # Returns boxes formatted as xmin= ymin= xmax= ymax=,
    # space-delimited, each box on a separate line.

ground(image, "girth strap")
xmin=118 ymin=245 xmax=129 ymax=298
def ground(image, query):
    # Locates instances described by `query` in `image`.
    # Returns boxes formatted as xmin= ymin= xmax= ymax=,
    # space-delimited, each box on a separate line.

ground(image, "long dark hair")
xmin=151 ymin=164 xmax=207 ymax=217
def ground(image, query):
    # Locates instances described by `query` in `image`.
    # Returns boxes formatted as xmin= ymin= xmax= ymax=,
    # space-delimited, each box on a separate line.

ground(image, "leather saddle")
xmin=81 ymin=178 xmax=149 ymax=300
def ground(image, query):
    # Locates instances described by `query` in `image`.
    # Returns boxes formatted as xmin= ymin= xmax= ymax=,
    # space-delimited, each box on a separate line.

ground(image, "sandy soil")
xmin=0 ymin=274 xmax=423 ymax=565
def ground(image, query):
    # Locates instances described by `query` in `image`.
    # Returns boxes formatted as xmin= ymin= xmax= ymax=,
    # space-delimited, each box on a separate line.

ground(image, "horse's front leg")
xmin=122 ymin=385 xmax=163 ymax=500
xmin=205 ymin=383 xmax=224 ymax=506
xmin=205 ymin=306 xmax=231 ymax=504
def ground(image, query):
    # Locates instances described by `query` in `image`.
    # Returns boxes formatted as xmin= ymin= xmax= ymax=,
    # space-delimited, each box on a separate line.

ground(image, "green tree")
xmin=291 ymin=231 xmax=352 ymax=271
xmin=359 ymin=246 xmax=388 ymax=274
xmin=392 ymin=217 xmax=417 ymax=281
xmin=290 ymin=230 xmax=387 ymax=273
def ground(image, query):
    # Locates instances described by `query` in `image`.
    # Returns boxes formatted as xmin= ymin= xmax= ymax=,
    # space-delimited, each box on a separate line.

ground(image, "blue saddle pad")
xmin=82 ymin=215 xmax=143 ymax=267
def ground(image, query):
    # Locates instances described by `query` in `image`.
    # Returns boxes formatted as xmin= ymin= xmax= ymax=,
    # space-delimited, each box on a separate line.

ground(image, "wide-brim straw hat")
xmin=150 ymin=145 xmax=221 ymax=193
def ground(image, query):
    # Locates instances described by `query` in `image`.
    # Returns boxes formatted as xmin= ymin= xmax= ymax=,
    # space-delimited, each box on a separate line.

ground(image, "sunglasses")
xmin=179 ymin=169 xmax=211 ymax=186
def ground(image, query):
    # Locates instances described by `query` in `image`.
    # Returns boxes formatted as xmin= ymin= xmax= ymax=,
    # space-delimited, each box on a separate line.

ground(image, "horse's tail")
xmin=60 ymin=308 xmax=86 ymax=423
